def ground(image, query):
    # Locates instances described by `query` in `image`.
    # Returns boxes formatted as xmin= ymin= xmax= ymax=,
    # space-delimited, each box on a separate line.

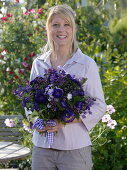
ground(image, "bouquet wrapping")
xmin=14 ymin=67 xmax=95 ymax=145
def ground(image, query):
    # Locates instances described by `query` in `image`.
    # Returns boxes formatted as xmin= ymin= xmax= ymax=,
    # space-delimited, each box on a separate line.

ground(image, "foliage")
xmin=0 ymin=0 xmax=127 ymax=169
xmin=0 ymin=4 xmax=47 ymax=115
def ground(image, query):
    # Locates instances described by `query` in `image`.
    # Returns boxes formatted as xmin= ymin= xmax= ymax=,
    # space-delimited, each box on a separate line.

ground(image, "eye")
xmin=52 ymin=24 xmax=59 ymax=27
xmin=65 ymin=23 xmax=70 ymax=26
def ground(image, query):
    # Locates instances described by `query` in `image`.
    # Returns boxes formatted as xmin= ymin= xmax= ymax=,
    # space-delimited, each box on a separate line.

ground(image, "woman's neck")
xmin=53 ymin=46 xmax=72 ymax=60
xmin=50 ymin=47 xmax=72 ymax=69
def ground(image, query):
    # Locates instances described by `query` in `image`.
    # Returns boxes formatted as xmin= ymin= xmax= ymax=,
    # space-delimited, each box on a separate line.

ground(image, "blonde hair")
xmin=42 ymin=4 xmax=78 ymax=56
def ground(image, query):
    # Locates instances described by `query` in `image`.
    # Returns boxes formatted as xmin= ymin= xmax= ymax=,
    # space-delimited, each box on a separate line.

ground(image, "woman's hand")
xmin=36 ymin=118 xmax=82 ymax=133
xmin=46 ymin=120 xmax=64 ymax=132
xmin=36 ymin=120 xmax=64 ymax=133
xmin=36 ymin=126 xmax=48 ymax=133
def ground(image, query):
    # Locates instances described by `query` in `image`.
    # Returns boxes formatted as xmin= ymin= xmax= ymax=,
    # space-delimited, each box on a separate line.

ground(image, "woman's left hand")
xmin=46 ymin=118 xmax=82 ymax=132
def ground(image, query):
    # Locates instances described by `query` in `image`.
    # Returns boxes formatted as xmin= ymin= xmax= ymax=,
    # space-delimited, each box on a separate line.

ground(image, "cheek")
xmin=68 ymin=28 xmax=73 ymax=36
xmin=49 ymin=30 xmax=56 ymax=40
xmin=68 ymin=30 xmax=73 ymax=39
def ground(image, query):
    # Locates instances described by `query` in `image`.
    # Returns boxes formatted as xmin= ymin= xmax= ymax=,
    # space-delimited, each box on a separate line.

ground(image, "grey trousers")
xmin=32 ymin=145 xmax=92 ymax=170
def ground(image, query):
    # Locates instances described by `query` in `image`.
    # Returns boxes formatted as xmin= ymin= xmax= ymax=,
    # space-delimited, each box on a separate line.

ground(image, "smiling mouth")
xmin=57 ymin=35 xmax=67 ymax=39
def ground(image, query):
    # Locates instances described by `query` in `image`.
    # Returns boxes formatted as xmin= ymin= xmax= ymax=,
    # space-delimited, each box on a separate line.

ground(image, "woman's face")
xmin=49 ymin=14 xmax=73 ymax=49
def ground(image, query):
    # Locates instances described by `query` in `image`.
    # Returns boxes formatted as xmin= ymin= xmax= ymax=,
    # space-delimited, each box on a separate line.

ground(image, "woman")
xmin=29 ymin=4 xmax=106 ymax=170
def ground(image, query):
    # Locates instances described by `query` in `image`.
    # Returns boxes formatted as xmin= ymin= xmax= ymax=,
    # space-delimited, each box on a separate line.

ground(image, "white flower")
xmin=21 ymin=7 xmax=27 ymax=13
xmin=47 ymin=88 xmax=54 ymax=96
xmin=0 ymin=14 xmax=3 ymax=18
xmin=18 ymin=0 xmax=25 ymax=3
xmin=67 ymin=93 xmax=72 ymax=100
xmin=107 ymin=119 xmax=117 ymax=129
xmin=1 ymin=50 xmax=7 ymax=56
xmin=0 ymin=59 xmax=6 ymax=64
xmin=32 ymin=21 xmax=38 ymax=27
xmin=4 ymin=118 xmax=15 ymax=127
xmin=1 ymin=7 xmax=7 ymax=14
xmin=3 ymin=56 xmax=7 ymax=60
xmin=106 ymin=105 xmax=115 ymax=114
xmin=47 ymin=104 xmax=51 ymax=108
xmin=102 ymin=114 xmax=111 ymax=123
xmin=24 ymin=107 xmax=32 ymax=116
xmin=0 ymin=29 xmax=3 ymax=34
xmin=57 ymin=65 xmax=63 ymax=70
xmin=23 ymin=123 xmax=33 ymax=133
xmin=6 ymin=67 xmax=10 ymax=71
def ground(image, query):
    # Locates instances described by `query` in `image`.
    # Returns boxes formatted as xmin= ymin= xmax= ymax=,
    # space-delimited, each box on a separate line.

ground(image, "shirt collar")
xmin=37 ymin=48 xmax=86 ymax=65
xmin=67 ymin=48 xmax=86 ymax=65
xmin=37 ymin=50 xmax=51 ymax=66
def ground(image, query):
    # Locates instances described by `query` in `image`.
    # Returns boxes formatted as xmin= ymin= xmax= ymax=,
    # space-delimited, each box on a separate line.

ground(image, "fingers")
xmin=46 ymin=123 xmax=64 ymax=132
xmin=36 ymin=121 xmax=64 ymax=133
xmin=36 ymin=127 xmax=47 ymax=132
xmin=46 ymin=126 xmax=58 ymax=132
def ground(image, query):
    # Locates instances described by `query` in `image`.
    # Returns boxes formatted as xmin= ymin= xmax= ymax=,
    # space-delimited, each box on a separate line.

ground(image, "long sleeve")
xmin=80 ymin=59 xmax=107 ymax=131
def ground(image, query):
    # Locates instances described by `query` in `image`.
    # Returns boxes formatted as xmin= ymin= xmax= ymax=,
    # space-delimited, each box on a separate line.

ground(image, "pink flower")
xmin=23 ymin=57 xmax=28 ymax=61
xmin=22 ymin=62 xmax=28 ymax=67
xmin=30 ymin=9 xmax=36 ymax=13
xmin=37 ymin=8 xmax=43 ymax=14
xmin=106 ymin=105 xmax=115 ymax=114
xmin=23 ymin=12 xmax=29 ymax=15
xmin=19 ymin=69 xmax=25 ymax=75
xmin=4 ymin=118 xmax=15 ymax=127
xmin=0 ymin=17 xmax=8 ymax=21
xmin=107 ymin=119 xmax=117 ymax=129
xmin=9 ymin=71 xmax=14 ymax=74
xmin=27 ymin=65 xmax=32 ymax=70
xmin=102 ymin=114 xmax=111 ymax=123
xmin=2 ymin=49 xmax=8 ymax=52
xmin=16 ymin=0 xmax=19 ymax=3
xmin=28 ymin=52 xmax=36 ymax=57
xmin=1 ymin=49 xmax=7 ymax=55
xmin=15 ymin=75 xmax=19 ymax=79
xmin=6 ymin=13 xmax=12 ymax=17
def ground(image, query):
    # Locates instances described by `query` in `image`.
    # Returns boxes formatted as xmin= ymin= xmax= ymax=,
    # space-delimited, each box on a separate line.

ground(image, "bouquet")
xmin=14 ymin=67 xmax=95 ymax=145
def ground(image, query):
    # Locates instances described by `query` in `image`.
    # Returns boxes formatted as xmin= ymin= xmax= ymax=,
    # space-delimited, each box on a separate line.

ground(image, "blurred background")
xmin=0 ymin=0 xmax=127 ymax=169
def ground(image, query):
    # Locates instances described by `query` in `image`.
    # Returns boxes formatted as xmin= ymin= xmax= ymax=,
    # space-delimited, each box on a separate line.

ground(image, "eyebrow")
xmin=52 ymin=20 xmax=69 ymax=24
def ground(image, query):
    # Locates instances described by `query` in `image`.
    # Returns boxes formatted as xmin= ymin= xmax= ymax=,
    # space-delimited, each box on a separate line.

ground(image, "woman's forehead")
xmin=51 ymin=13 xmax=71 ymax=23
xmin=51 ymin=15 xmax=69 ymax=22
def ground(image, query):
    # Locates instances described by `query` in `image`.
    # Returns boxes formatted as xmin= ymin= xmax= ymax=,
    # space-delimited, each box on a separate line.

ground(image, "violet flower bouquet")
xmin=14 ymin=67 xmax=95 ymax=145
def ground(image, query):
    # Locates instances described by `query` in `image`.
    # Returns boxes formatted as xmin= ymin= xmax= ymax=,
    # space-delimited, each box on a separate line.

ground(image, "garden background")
xmin=0 ymin=0 xmax=127 ymax=169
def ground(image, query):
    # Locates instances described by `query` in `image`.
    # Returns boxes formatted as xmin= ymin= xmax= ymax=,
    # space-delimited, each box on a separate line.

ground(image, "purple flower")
xmin=75 ymin=101 xmax=83 ymax=109
xmin=30 ymin=77 xmax=45 ymax=89
xmin=52 ymin=88 xmax=63 ymax=98
xmin=78 ymin=89 xmax=84 ymax=96
xmin=14 ymin=68 xmax=95 ymax=129
xmin=72 ymin=89 xmax=84 ymax=96
xmin=61 ymin=110 xmax=76 ymax=123
xmin=33 ymin=102 xmax=40 ymax=111
xmin=35 ymin=90 xmax=47 ymax=104
xmin=66 ymin=74 xmax=82 ymax=86
xmin=22 ymin=97 xmax=31 ymax=107
xmin=60 ymin=100 xmax=68 ymax=108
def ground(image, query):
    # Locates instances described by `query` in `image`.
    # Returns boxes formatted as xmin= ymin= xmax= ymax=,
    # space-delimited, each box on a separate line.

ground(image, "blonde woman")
xmin=30 ymin=4 xmax=106 ymax=170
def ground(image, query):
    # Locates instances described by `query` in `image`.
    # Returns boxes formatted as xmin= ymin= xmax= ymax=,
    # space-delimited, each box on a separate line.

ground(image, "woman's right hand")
xmin=36 ymin=126 xmax=48 ymax=133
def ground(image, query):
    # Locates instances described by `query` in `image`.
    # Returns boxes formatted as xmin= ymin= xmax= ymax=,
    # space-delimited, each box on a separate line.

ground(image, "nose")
xmin=58 ymin=25 xmax=65 ymax=32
